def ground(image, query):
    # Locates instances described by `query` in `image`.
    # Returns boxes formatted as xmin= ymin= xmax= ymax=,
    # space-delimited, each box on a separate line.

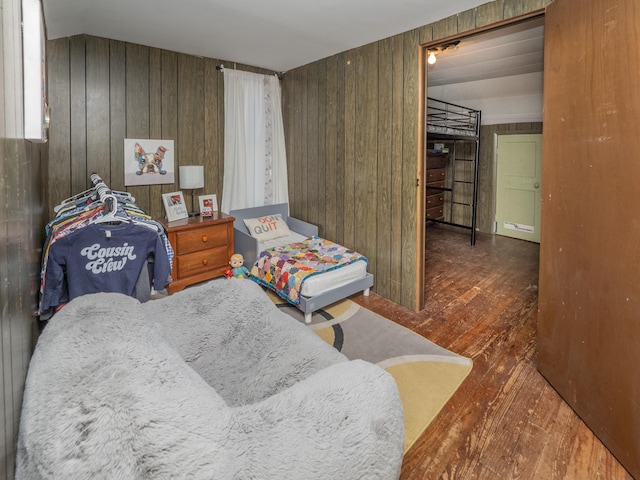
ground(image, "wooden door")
xmin=538 ymin=0 xmax=640 ymax=477
xmin=495 ymin=134 xmax=542 ymax=243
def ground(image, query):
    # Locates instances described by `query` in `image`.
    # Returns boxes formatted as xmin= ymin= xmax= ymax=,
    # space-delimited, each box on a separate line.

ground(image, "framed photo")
xmin=162 ymin=191 xmax=189 ymax=222
xmin=124 ymin=139 xmax=175 ymax=186
xmin=198 ymin=194 xmax=218 ymax=217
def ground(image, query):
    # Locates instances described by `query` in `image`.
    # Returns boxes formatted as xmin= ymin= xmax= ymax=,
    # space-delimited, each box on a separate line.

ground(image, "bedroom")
xmin=2 ymin=0 xmax=640 ymax=478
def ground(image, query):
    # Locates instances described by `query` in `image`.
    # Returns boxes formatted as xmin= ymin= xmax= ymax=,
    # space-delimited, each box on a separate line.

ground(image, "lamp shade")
xmin=179 ymin=166 xmax=204 ymax=189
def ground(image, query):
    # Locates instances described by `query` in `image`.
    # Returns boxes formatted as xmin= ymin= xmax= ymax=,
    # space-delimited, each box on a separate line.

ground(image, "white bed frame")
xmin=229 ymin=203 xmax=373 ymax=323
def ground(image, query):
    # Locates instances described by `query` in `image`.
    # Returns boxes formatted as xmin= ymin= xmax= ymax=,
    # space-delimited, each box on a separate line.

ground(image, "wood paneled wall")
xmin=0 ymin=0 xmax=45 ymax=478
xmin=46 ymin=35 xmax=273 ymax=220
xmin=282 ymin=36 xmax=419 ymax=309
xmin=281 ymin=0 xmax=552 ymax=309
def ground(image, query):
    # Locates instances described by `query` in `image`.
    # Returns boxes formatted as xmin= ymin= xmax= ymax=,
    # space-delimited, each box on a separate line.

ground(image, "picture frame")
xmin=124 ymin=139 xmax=175 ymax=186
xmin=162 ymin=191 xmax=189 ymax=222
xmin=198 ymin=194 xmax=218 ymax=217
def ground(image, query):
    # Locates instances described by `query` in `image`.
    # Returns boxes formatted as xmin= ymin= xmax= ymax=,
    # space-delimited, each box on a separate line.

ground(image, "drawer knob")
xmin=202 ymin=258 xmax=209 ymax=266
xmin=201 ymin=235 xmax=208 ymax=242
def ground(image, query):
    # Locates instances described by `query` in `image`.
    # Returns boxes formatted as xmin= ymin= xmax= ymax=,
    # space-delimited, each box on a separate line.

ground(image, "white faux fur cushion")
xmin=16 ymin=279 xmax=404 ymax=480
xmin=144 ymin=279 xmax=348 ymax=406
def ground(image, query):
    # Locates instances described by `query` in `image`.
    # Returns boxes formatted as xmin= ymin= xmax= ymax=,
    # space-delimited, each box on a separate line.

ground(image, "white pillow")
xmin=243 ymin=214 xmax=291 ymax=241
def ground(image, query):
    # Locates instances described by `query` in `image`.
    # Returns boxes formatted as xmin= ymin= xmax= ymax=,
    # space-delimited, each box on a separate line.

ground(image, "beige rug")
xmin=266 ymin=291 xmax=473 ymax=453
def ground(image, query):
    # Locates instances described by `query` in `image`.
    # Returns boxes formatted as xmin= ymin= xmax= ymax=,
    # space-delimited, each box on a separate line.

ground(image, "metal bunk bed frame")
xmin=425 ymin=97 xmax=481 ymax=245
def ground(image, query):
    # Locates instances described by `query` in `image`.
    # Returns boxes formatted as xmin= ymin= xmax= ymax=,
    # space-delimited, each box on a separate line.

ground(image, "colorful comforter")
xmin=250 ymin=235 xmax=367 ymax=306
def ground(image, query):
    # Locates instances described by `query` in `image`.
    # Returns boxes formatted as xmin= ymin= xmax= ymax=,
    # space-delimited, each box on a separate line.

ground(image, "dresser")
xmin=159 ymin=213 xmax=235 ymax=294
xmin=426 ymin=151 xmax=448 ymax=222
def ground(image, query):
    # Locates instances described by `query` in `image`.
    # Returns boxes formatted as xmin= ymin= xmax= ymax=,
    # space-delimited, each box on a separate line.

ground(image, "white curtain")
xmin=221 ymin=69 xmax=289 ymax=213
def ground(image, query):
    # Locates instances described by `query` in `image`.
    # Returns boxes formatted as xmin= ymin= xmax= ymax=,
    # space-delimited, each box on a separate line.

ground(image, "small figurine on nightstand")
xmin=228 ymin=253 xmax=250 ymax=279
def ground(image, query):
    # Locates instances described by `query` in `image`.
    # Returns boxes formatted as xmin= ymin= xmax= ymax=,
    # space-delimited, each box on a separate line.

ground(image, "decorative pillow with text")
xmin=243 ymin=214 xmax=291 ymax=241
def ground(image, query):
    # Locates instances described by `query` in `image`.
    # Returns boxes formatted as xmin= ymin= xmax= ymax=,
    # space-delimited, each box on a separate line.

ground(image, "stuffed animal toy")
xmin=229 ymin=253 xmax=250 ymax=279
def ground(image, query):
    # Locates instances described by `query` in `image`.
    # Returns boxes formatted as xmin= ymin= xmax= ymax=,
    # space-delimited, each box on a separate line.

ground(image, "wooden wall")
xmin=0 ymin=0 xmax=45 ymax=477
xmin=46 ymin=35 xmax=273 ymax=220
xmin=282 ymin=37 xmax=418 ymax=308
xmin=281 ymin=0 xmax=552 ymax=309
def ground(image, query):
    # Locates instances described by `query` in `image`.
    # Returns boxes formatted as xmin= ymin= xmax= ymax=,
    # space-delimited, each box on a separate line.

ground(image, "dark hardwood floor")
xmin=352 ymin=226 xmax=633 ymax=480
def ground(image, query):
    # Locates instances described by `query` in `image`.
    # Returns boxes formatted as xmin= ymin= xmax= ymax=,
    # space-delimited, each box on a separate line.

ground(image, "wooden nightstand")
xmin=159 ymin=213 xmax=235 ymax=294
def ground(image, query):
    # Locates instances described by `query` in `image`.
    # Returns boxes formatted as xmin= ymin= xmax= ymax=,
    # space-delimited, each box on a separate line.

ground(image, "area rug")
xmin=265 ymin=291 xmax=473 ymax=453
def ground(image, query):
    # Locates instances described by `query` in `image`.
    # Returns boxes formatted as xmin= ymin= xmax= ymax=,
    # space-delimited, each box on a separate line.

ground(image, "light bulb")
xmin=427 ymin=51 xmax=437 ymax=65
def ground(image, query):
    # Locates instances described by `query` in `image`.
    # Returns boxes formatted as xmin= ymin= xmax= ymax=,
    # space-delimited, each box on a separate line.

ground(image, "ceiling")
xmin=424 ymin=16 xmax=545 ymax=125
xmin=43 ymin=0 xmax=510 ymax=73
xmin=426 ymin=16 xmax=545 ymax=87
xmin=427 ymin=17 xmax=544 ymax=87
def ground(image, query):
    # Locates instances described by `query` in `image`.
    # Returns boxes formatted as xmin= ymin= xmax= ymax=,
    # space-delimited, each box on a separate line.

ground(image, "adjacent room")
xmin=2 ymin=0 xmax=639 ymax=479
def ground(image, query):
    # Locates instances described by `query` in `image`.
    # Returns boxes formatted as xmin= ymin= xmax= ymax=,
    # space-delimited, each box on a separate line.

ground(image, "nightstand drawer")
xmin=176 ymin=246 xmax=229 ymax=278
xmin=175 ymin=225 xmax=228 ymax=255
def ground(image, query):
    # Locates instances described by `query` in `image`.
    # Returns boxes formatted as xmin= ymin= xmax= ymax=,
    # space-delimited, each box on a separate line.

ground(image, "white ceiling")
xmin=42 ymin=0 xmax=493 ymax=73
xmin=426 ymin=16 xmax=544 ymax=87
xmin=426 ymin=16 xmax=545 ymax=125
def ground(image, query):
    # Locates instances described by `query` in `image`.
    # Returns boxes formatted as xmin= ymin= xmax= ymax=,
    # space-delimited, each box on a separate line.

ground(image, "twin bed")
xmin=229 ymin=204 xmax=373 ymax=323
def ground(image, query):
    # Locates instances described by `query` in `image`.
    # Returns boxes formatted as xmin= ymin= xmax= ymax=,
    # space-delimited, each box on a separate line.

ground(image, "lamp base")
xmin=187 ymin=189 xmax=199 ymax=217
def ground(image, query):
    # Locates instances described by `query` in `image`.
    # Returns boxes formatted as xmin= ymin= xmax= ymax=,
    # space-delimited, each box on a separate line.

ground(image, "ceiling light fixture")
xmin=427 ymin=40 xmax=461 ymax=66
xmin=441 ymin=40 xmax=461 ymax=50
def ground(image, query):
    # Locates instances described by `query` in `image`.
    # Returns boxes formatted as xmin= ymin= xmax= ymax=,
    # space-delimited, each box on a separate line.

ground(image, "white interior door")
xmin=495 ymin=134 xmax=542 ymax=243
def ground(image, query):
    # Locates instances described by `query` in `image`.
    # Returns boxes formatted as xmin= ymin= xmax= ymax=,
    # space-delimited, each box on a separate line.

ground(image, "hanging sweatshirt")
xmin=42 ymin=222 xmax=171 ymax=311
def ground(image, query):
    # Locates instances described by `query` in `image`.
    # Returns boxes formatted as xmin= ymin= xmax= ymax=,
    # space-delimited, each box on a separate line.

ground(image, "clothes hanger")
xmin=87 ymin=174 xmax=153 ymax=229
xmin=91 ymin=195 xmax=130 ymax=225
xmin=111 ymin=192 xmax=136 ymax=205
xmin=54 ymin=187 xmax=97 ymax=213
xmin=132 ymin=218 xmax=160 ymax=232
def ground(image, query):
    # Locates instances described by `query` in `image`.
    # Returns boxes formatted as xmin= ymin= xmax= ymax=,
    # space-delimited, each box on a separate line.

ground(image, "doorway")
xmin=420 ymin=14 xmax=545 ymax=311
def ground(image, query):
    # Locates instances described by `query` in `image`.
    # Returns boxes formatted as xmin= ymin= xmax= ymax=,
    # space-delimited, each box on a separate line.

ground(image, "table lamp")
xmin=179 ymin=165 xmax=205 ymax=216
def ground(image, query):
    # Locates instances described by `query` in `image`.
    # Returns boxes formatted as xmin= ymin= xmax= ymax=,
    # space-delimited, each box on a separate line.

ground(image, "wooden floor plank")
xmin=505 ymin=382 xmax=567 ymax=479
xmin=352 ymin=226 xmax=633 ymax=480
